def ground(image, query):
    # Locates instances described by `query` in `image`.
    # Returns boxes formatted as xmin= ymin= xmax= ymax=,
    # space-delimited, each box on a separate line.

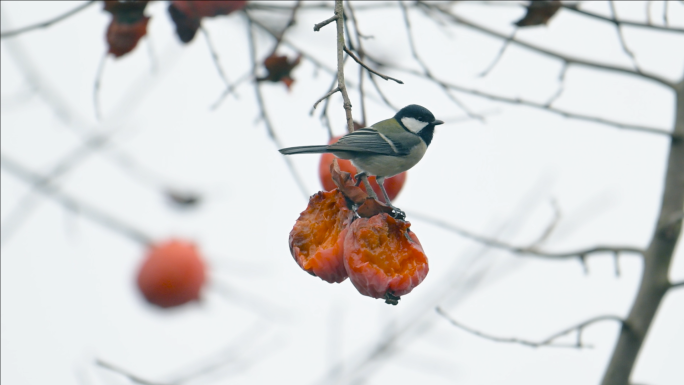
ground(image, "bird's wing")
xmin=328 ymin=128 xmax=414 ymax=156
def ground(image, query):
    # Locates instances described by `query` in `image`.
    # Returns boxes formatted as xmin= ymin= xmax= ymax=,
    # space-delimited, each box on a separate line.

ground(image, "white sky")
xmin=1 ymin=1 xmax=683 ymax=385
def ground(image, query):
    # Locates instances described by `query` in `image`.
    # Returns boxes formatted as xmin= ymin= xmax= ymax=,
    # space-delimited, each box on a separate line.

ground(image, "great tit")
xmin=279 ymin=104 xmax=443 ymax=210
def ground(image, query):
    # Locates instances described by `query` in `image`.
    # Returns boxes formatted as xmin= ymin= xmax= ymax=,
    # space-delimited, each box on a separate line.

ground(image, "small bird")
xmin=279 ymin=104 xmax=443 ymax=211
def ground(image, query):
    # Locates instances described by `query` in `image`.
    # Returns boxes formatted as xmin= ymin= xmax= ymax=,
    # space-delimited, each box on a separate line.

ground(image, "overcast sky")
xmin=2 ymin=2 xmax=683 ymax=385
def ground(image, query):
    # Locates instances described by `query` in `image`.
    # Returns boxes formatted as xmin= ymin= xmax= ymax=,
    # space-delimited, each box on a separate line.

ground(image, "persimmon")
xmin=106 ymin=17 xmax=149 ymax=58
xmin=137 ymin=239 xmax=206 ymax=308
xmin=168 ymin=1 xmax=247 ymax=43
xmin=343 ymin=214 xmax=428 ymax=304
xmin=319 ymin=137 xmax=406 ymax=204
xmin=289 ymin=190 xmax=353 ymax=283
xmin=103 ymin=0 xmax=150 ymax=58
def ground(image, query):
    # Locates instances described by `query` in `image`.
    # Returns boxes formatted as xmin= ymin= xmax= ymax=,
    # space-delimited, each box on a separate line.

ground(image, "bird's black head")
xmin=394 ymin=104 xmax=444 ymax=145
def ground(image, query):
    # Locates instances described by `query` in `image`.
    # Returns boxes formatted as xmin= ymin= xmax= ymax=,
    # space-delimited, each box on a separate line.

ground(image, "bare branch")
xmin=544 ymin=61 xmax=569 ymax=107
xmin=93 ymin=53 xmax=107 ymax=121
xmin=1 ymin=154 xmax=152 ymax=246
xmin=367 ymin=70 xmax=401 ymax=110
xmin=408 ymin=211 xmax=645 ymax=260
xmin=600 ymin=67 xmax=684 ymax=385
xmin=478 ymin=29 xmax=517 ymax=77
xmin=399 ymin=2 xmax=483 ymax=120
xmin=419 ymin=2 xmax=676 ymax=88
xmin=314 ymin=14 xmax=338 ymax=32
xmin=312 ymin=87 xmax=340 ymax=112
xmin=609 ymin=1 xmax=643 ymax=73
xmin=332 ymin=0 xmax=355 ymax=134
xmin=343 ymin=46 xmax=403 ymax=84
xmin=561 ymin=4 xmax=684 ymax=33
xmin=436 ymin=307 xmax=625 ymax=349
xmin=1 ymin=1 xmax=96 ymax=38
xmin=269 ymin=0 xmax=302 ymax=56
xmin=200 ymin=26 xmax=232 ymax=88
xmin=96 ymin=359 xmax=167 ymax=385
xmin=373 ymin=62 xmax=674 ymax=137
xmin=346 ymin=1 xmax=367 ymax=125
xmin=671 ymin=281 xmax=684 ymax=289
xmin=246 ymin=18 xmax=309 ymax=200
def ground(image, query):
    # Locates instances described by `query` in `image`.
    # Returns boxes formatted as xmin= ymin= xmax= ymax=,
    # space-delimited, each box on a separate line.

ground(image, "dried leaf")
xmin=257 ymin=54 xmax=302 ymax=89
xmin=330 ymin=159 xmax=368 ymax=205
xmin=103 ymin=0 xmax=150 ymax=57
xmin=168 ymin=1 xmax=247 ymax=43
xmin=514 ymin=1 xmax=561 ymax=27
xmin=356 ymin=198 xmax=393 ymax=218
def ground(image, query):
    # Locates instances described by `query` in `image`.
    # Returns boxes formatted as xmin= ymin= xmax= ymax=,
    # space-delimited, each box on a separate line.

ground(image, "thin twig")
xmin=561 ymin=4 xmax=684 ymax=33
xmin=420 ymin=2 xmax=675 ymax=88
xmin=663 ymin=1 xmax=669 ymax=27
xmin=374 ymin=62 xmax=674 ymax=137
xmin=314 ymin=14 xmax=338 ymax=32
xmin=312 ymin=87 xmax=340 ymax=112
xmin=246 ymin=18 xmax=309 ymax=199
xmin=200 ymin=26 xmax=232 ymax=88
xmin=269 ymin=0 xmax=302 ymax=56
xmin=478 ymin=29 xmax=517 ymax=77
xmin=210 ymin=72 xmax=252 ymax=110
xmin=96 ymin=359 xmax=167 ymax=385
xmin=1 ymin=155 xmax=152 ymax=246
xmin=367 ymin=70 xmax=400 ymax=110
xmin=346 ymin=1 xmax=367 ymax=125
xmin=408 ymin=211 xmax=645 ymax=260
xmin=436 ymin=308 xmax=625 ymax=349
xmin=399 ymin=2 xmax=483 ymax=120
xmin=332 ymin=0 xmax=355 ymax=134
xmin=93 ymin=52 xmax=107 ymax=121
xmin=544 ymin=61 xmax=568 ymax=107
xmin=671 ymin=281 xmax=684 ymax=289
xmin=342 ymin=46 xmax=404 ymax=84
xmin=609 ymin=1 xmax=642 ymax=73
xmin=0 ymin=1 xmax=96 ymax=38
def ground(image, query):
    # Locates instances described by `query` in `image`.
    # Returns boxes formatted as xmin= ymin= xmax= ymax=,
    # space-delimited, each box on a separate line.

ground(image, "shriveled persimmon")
xmin=289 ymin=190 xmax=353 ymax=283
xmin=343 ymin=214 xmax=428 ymax=304
xmin=137 ymin=239 xmax=206 ymax=308
xmin=103 ymin=0 xmax=150 ymax=57
xmin=319 ymin=136 xmax=406 ymax=204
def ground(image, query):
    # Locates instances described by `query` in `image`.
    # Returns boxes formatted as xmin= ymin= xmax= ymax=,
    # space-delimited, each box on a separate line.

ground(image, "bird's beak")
xmin=433 ymin=120 xmax=444 ymax=126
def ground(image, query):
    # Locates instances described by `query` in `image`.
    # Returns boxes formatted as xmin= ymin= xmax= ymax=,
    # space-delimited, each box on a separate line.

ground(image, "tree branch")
xmin=0 ymin=1 xmax=96 ymax=38
xmin=363 ymin=59 xmax=674 ymax=137
xmin=246 ymin=18 xmax=309 ymax=200
xmin=561 ymin=4 xmax=684 ymax=33
xmin=408 ymin=211 xmax=644 ymax=260
xmin=343 ymin=46 xmax=403 ymax=84
xmin=96 ymin=359 xmax=167 ymax=385
xmin=314 ymin=14 xmax=338 ymax=32
xmin=609 ymin=1 xmax=642 ymax=73
xmin=400 ymin=2 xmax=483 ymax=120
xmin=1 ymin=154 xmax=152 ymax=246
xmin=600 ymin=62 xmax=684 ymax=385
xmin=312 ymin=86 xmax=340 ymax=112
xmin=436 ymin=307 xmax=625 ymax=349
xmin=419 ymin=2 xmax=676 ymax=89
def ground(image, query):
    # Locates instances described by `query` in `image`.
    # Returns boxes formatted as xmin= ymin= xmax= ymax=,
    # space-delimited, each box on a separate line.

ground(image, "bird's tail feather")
xmin=279 ymin=145 xmax=330 ymax=155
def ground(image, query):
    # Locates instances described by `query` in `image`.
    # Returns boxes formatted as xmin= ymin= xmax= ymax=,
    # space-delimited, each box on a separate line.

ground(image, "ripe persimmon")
xmin=137 ymin=239 xmax=206 ymax=308
xmin=343 ymin=214 xmax=428 ymax=304
xmin=289 ymin=190 xmax=353 ymax=283
xmin=319 ymin=137 xmax=406 ymax=204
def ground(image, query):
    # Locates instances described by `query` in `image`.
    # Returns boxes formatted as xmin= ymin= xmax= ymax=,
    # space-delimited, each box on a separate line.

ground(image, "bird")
xmin=279 ymin=104 xmax=443 ymax=212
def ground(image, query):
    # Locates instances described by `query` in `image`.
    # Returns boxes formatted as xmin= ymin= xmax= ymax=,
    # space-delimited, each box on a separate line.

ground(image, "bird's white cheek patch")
xmin=401 ymin=117 xmax=428 ymax=133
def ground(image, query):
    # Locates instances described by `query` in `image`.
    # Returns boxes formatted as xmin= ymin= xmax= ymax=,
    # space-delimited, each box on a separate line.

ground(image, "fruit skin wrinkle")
xmin=289 ymin=190 xmax=353 ymax=283
xmin=343 ymin=214 xmax=428 ymax=299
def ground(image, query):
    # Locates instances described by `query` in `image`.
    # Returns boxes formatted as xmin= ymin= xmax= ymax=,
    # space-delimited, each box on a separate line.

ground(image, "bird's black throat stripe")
xmin=420 ymin=126 xmax=435 ymax=146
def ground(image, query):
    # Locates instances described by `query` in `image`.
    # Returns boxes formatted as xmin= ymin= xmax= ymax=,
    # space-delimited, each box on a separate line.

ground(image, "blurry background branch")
xmin=436 ymin=307 xmax=625 ymax=349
